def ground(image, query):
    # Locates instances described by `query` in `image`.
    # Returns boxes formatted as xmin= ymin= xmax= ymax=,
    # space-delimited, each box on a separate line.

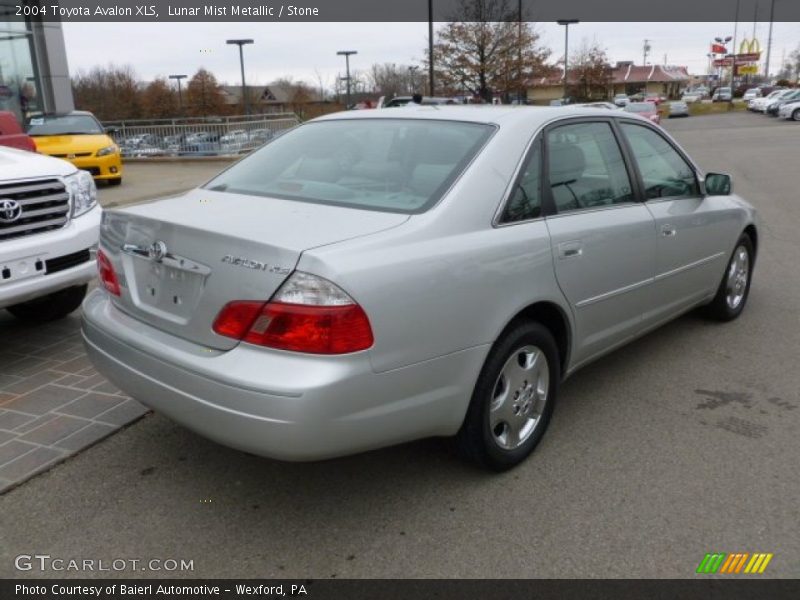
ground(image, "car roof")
xmin=312 ymin=105 xmax=639 ymax=128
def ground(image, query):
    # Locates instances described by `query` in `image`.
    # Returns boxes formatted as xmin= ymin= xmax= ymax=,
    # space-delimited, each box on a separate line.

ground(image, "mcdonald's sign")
xmin=736 ymin=39 xmax=762 ymax=62
xmin=696 ymin=552 xmax=773 ymax=574
xmin=739 ymin=38 xmax=761 ymax=55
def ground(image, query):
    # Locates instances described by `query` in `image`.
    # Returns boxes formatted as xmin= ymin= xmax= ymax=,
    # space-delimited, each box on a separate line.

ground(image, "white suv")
xmin=1 ymin=146 xmax=100 ymax=321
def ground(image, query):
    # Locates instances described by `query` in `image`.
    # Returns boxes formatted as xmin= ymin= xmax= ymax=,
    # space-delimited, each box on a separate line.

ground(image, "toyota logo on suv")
xmin=0 ymin=199 xmax=23 ymax=223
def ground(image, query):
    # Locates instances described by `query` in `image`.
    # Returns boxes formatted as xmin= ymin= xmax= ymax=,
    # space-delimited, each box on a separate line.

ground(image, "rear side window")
xmin=500 ymin=141 xmax=542 ymax=223
xmin=620 ymin=123 xmax=699 ymax=199
xmin=204 ymin=119 xmax=494 ymax=214
xmin=546 ymin=122 xmax=634 ymax=213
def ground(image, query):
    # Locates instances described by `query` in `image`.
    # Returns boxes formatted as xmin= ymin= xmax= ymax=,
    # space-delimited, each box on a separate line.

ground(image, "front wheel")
xmin=704 ymin=234 xmax=754 ymax=321
xmin=793 ymin=109 xmax=800 ymax=122
xmin=457 ymin=321 xmax=560 ymax=471
xmin=6 ymin=284 xmax=88 ymax=322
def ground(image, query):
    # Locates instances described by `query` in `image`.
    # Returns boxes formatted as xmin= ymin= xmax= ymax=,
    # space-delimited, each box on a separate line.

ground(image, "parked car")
xmin=667 ymin=100 xmax=690 ymax=118
xmin=624 ymin=101 xmax=661 ymax=124
xmin=249 ymin=129 xmax=275 ymax=145
xmin=220 ymin=129 xmax=250 ymax=153
xmin=712 ymin=87 xmax=733 ymax=102
xmin=83 ymin=107 xmax=758 ymax=470
xmin=777 ymin=99 xmax=800 ymax=121
xmin=644 ymin=93 xmax=664 ymax=105
xmin=26 ymin=111 xmax=122 ymax=185
xmin=766 ymin=89 xmax=800 ymax=116
xmin=577 ymin=102 xmax=620 ymax=110
xmin=742 ymin=88 xmax=762 ymax=103
xmin=681 ymin=90 xmax=705 ymax=103
xmin=382 ymin=96 xmax=456 ymax=108
xmin=613 ymin=94 xmax=630 ymax=107
xmin=1 ymin=145 xmax=100 ymax=321
xmin=749 ymin=89 xmax=786 ymax=113
xmin=0 ymin=111 xmax=36 ymax=152
xmin=179 ymin=132 xmax=221 ymax=155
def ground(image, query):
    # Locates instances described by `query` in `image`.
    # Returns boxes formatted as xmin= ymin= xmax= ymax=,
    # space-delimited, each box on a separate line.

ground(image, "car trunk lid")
xmin=101 ymin=189 xmax=409 ymax=350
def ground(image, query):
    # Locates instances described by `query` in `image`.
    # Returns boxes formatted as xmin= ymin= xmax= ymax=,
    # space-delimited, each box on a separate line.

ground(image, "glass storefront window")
xmin=0 ymin=3 xmax=42 ymax=121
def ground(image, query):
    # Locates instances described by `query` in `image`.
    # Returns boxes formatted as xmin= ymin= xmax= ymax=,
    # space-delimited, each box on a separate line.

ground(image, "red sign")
xmin=711 ymin=44 xmax=727 ymax=54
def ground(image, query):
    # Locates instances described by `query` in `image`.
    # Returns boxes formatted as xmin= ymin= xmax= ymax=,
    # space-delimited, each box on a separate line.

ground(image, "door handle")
xmin=661 ymin=224 xmax=677 ymax=237
xmin=557 ymin=241 xmax=583 ymax=259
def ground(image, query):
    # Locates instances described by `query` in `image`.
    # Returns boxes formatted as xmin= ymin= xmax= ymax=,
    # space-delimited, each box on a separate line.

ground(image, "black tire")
xmin=704 ymin=234 xmax=754 ymax=322
xmin=793 ymin=109 xmax=800 ymax=122
xmin=107 ymin=178 xmax=122 ymax=186
xmin=457 ymin=321 xmax=560 ymax=471
xmin=7 ymin=284 xmax=88 ymax=322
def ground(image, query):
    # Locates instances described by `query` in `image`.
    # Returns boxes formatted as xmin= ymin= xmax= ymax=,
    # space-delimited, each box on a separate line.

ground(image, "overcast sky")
xmin=62 ymin=21 xmax=800 ymax=87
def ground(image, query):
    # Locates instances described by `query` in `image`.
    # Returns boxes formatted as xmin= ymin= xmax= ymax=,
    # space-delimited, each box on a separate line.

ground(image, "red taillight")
xmin=214 ymin=301 xmax=374 ymax=354
xmin=97 ymin=249 xmax=120 ymax=296
xmin=212 ymin=301 xmax=264 ymax=339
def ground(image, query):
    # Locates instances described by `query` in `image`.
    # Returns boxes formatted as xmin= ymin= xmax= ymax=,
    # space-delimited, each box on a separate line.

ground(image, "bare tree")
xmin=186 ymin=68 xmax=226 ymax=117
xmin=369 ymin=63 xmax=418 ymax=97
xmin=72 ymin=64 xmax=142 ymax=120
xmin=569 ymin=39 xmax=613 ymax=100
xmin=427 ymin=0 xmax=550 ymax=101
xmin=141 ymin=77 xmax=177 ymax=118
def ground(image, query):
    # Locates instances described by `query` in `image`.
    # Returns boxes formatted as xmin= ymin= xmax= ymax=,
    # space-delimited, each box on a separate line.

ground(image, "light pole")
xmin=428 ymin=0 xmax=434 ymax=96
xmin=408 ymin=65 xmax=419 ymax=94
xmin=730 ymin=0 xmax=741 ymax=91
xmin=557 ymin=20 xmax=579 ymax=102
xmin=337 ymin=50 xmax=357 ymax=109
xmin=168 ymin=74 xmax=187 ymax=115
xmin=226 ymin=39 xmax=254 ymax=115
xmin=714 ymin=36 xmax=733 ymax=86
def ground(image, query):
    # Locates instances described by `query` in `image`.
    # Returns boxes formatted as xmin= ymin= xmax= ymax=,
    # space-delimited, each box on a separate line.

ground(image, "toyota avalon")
xmin=82 ymin=107 xmax=757 ymax=470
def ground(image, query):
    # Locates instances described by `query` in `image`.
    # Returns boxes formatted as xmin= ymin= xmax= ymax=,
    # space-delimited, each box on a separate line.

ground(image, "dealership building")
xmin=1 ymin=1 xmax=74 ymax=121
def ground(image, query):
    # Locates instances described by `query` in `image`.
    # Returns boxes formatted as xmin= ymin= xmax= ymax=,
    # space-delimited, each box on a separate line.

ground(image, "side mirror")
xmin=705 ymin=172 xmax=732 ymax=196
xmin=105 ymin=127 xmax=119 ymax=135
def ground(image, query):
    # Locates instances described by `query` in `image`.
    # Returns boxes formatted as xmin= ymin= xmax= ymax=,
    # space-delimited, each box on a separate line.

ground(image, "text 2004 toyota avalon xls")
xmin=82 ymin=107 xmax=757 ymax=470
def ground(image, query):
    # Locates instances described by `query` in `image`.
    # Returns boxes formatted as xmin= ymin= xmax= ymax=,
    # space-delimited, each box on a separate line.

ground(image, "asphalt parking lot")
xmin=1 ymin=112 xmax=798 ymax=579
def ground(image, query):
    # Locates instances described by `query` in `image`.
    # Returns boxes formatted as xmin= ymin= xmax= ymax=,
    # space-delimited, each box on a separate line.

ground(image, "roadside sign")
xmin=739 ymin=65 xmax=759 ymax=75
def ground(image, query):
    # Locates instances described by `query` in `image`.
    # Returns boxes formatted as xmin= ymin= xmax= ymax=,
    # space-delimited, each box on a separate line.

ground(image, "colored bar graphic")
xmin=699 ymin=552 xmax=773 ymax=574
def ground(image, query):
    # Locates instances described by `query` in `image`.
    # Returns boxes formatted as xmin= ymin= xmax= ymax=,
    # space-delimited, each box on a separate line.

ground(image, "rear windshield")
xmin=27 ymin=114 xmax=104 ymax=136
xmin=204 ymin=118 xmax=494 ymax=213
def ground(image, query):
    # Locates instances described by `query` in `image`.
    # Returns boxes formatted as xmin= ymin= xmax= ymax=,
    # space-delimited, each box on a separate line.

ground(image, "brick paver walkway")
xmin=0 ymin=309 xmax=148 ymax=493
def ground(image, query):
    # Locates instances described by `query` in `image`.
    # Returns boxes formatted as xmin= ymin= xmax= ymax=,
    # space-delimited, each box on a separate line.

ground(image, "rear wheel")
xmin=704 ymin=234 xmax=754 ymax=321
xmin=7 ymin=284 xmax=88 ymax=322
xmin=793 ymin=109 xmax=800 ymax=122
xmin=457 ymin=321 xmax=560 ymax=471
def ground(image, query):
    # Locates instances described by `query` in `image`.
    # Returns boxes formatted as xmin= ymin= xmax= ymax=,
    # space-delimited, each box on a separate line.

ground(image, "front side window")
xmin=546 ymin=122 xmax=634 ymax=213
xmin=204 ymin=119 xmax=494 ymax=214
xmin=620 ymin=122 xmax=699 ymax=199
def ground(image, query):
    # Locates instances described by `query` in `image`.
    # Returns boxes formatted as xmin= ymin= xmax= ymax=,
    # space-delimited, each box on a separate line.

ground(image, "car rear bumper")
xmin=81 ymin=290 xmax=486 ymax=461
xmin=0 ymin=206 xmax=100 ymax=309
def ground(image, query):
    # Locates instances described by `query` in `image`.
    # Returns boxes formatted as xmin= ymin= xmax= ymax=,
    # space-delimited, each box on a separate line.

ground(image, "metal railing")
xmin=102 ymin=114 xmax=301 ymax=159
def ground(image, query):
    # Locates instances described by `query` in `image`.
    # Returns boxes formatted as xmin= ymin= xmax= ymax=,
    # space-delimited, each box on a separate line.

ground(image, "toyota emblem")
xmin=0 ymin=199 xmax=22 ymax=223
xmin=147 ymin=240 xmax=168 ymax=262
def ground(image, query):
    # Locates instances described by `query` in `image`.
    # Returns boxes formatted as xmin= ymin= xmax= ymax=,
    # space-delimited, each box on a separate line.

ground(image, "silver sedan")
xmin=82 ymin=107 xmax=758 ymax=470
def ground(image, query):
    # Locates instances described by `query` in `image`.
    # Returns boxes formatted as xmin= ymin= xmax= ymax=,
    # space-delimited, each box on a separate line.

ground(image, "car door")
xmin=617 ymin=121 xmax=731 ymax=325
xmin=543 ymin=119 xmax=656 ymax=367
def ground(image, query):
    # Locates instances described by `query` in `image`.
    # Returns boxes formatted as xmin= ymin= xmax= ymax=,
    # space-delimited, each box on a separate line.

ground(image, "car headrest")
xmin=549 ymin=142 xmax=586 ymax=186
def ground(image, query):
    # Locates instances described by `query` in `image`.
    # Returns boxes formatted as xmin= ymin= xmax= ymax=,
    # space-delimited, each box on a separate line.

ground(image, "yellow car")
xmin=27 ymin=111 xmax=123 ymax=185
